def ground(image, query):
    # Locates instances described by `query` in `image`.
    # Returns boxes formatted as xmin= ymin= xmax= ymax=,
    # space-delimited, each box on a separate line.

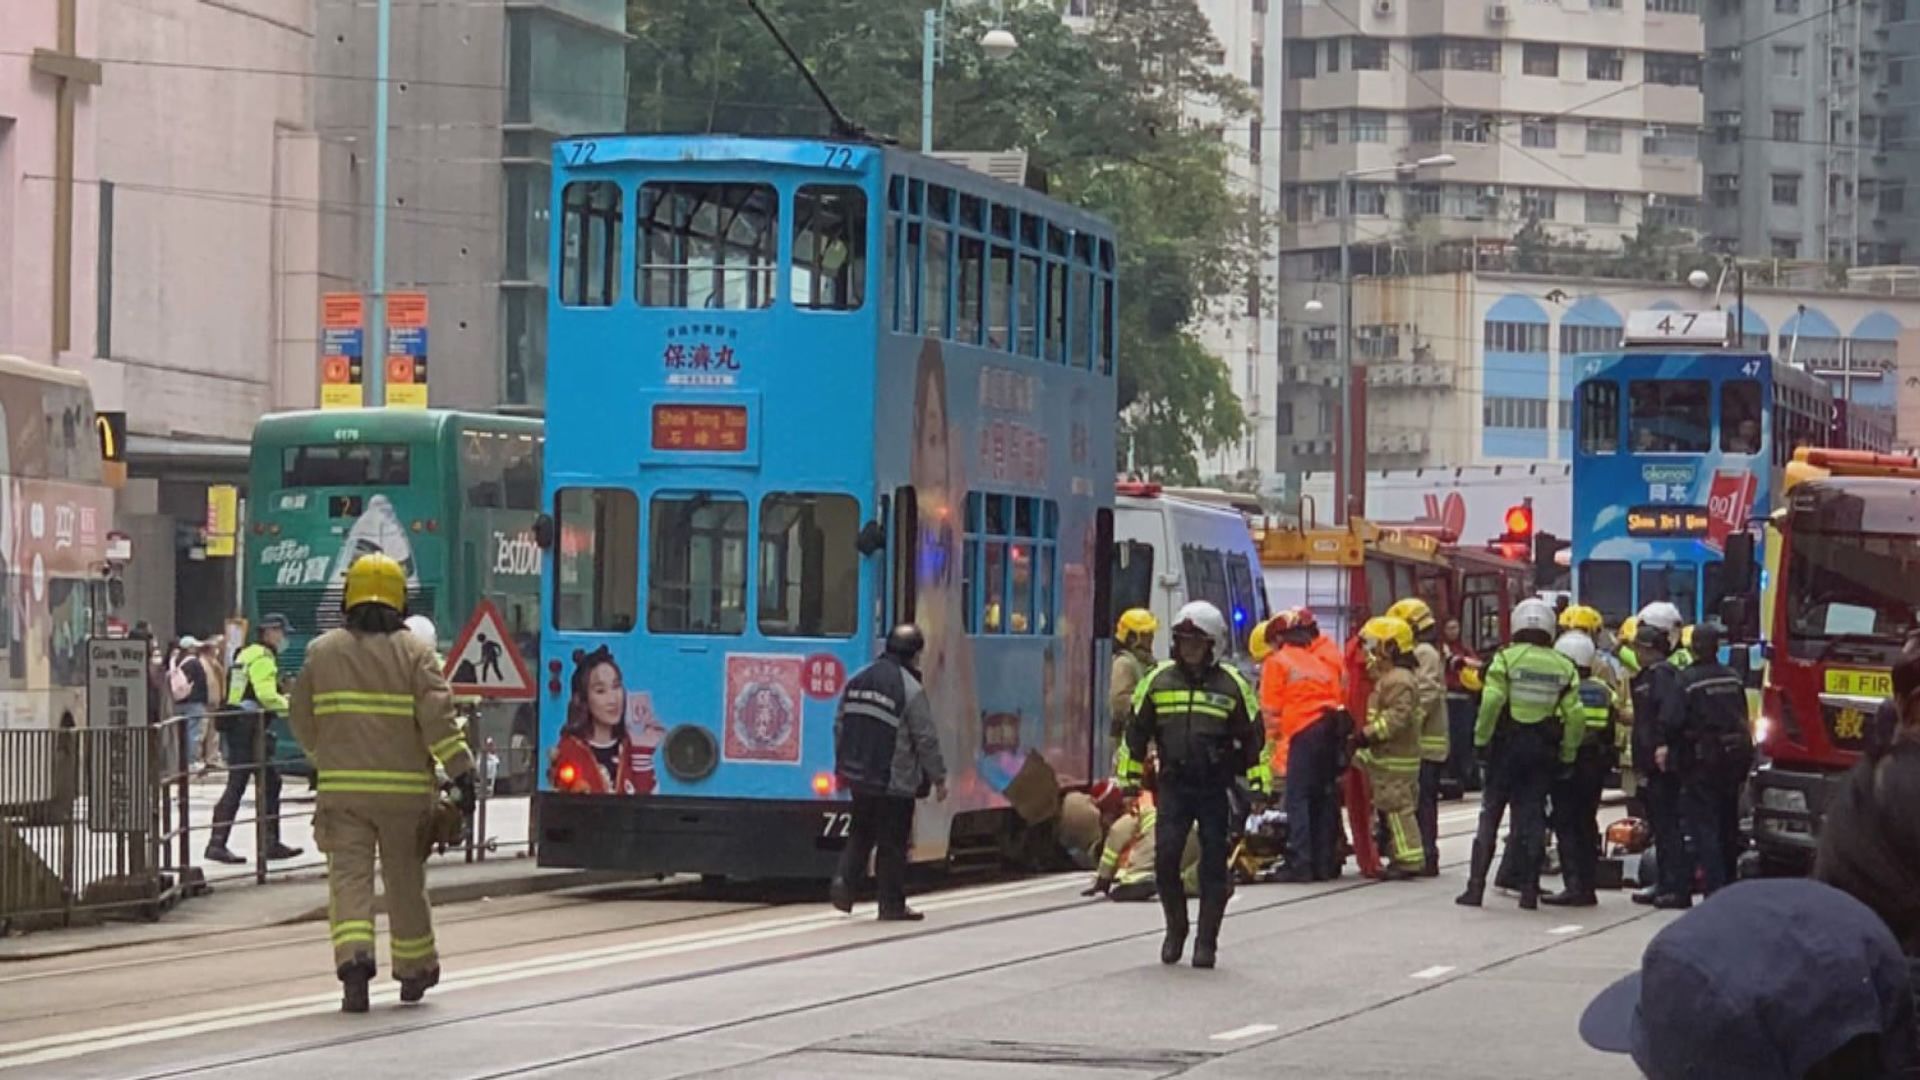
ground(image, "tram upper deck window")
xmin=1721 ymin=380 xmax=1762 ymax=454
xmin=791 ymin=186 xmax=867 ymax=311
xmin=559 ymin=181 xmax=621 ymax=308
xmin=1578 ymin=381 xmax=1620 ymax=454
xmin=1628 ymin=380 xmax=1710 ymax=453
xmin=638 ymin=183 xmax=776 ymax=310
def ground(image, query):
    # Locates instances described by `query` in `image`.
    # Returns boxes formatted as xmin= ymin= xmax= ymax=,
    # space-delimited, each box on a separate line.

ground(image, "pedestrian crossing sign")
xmin=444 ymin=599 xmax=534 ymax=700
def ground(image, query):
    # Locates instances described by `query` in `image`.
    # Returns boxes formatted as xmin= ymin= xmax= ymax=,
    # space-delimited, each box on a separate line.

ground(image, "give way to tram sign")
xmin=444 ymin=599 xmax=534 ymax=700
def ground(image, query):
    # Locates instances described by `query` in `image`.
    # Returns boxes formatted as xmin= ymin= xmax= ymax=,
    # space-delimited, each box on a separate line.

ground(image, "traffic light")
xmin=1500 ymin=501 xmax=1534 ymax=544
xmin=1534 ymin=531 xmax=1570 ymax=590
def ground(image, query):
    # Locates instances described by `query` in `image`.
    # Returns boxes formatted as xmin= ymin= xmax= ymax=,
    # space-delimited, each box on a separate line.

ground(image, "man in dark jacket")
xmin=1629 ymin=603 xmax=1691 ymax=909
xmin=830 ymin=624 xmax=948 ymax=922
xmin=1673 ymin=623 xmax=1753 ymax=898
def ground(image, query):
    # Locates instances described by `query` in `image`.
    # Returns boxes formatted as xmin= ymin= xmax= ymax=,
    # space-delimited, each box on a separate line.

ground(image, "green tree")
xmin=625 ymin=0 xmax=1259 ymax=480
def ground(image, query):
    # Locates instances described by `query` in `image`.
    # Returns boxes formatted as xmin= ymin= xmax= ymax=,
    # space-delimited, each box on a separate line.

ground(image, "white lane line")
xmin=0 ymin=874 xmax=1081 ymax=1073
xmin=1211 ymin=1024 xmax=1278 ymax=1042
xmin=1410 ymin=965 xmax=1455 ymax=980
xmin=1548 ymin=924 xmax=1584 ymax=936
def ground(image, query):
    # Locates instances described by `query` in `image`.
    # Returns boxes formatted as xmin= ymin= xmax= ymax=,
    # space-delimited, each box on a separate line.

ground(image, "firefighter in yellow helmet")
xmin=1354 ymin=615 xmax=1426 ymax=882
xmin=288 ymin=553 xmax=477 ymax=1014
xmin=1109 ymin=609 xmax=1158 ymax=738
xmin=1386 ymin=597 xmax=1447 ymax=876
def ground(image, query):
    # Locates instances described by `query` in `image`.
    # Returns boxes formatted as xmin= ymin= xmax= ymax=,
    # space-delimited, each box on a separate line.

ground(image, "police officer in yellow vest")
xmin=1354 ymin=615 xmax=1427 ymax=882
xmin=207 ymin=614 xmax=302 ymax=865
xmin=1543 ymin=630 xmax=1617 ymax=908
xmin=289 ymin=554 xmax=477 ymax=1014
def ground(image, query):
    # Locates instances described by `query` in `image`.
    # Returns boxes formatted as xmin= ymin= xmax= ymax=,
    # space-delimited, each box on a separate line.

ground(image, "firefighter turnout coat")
xmin=289 ymin=627 xmax=474 ymax=978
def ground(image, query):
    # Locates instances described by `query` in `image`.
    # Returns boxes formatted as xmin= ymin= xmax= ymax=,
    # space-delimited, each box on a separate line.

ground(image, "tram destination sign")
xmin=1625 ymin=505 xmax=1711 ymax=538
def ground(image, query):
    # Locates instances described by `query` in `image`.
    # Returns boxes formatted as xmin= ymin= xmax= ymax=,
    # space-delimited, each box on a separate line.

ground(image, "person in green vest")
xmin=207 ymin=615 xmax=303 ymax=865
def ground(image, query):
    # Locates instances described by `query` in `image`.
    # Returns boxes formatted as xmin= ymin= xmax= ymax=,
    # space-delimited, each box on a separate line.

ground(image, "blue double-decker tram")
xmin=1570 ymin=310 xmax=1834 ymax=628
xmin=535 ymin=135 xmax=1119 ymax=878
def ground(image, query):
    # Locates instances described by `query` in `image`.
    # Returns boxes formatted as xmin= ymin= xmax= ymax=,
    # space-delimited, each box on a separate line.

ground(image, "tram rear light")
xmin=557 ymin=763 xmax=578 ymax=788
xmin=812 ymin=772 xmax=835 ymax=797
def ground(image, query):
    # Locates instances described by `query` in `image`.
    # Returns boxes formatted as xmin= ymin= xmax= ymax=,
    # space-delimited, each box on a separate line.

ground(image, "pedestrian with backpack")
xmin=170 ymin=636 xmax=212 ymax=772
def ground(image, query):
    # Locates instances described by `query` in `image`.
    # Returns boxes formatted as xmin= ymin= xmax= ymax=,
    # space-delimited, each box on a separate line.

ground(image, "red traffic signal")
xmin=1503 ymin=502 xmax=1535 ymax=539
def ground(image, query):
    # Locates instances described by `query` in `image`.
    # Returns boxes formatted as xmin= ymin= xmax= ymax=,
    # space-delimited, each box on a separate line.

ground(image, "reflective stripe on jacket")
xmin=1413 ymin=641 xmax=1449 ymax=763
xmin=288 ymin=628 xmax=472 ymax=800
xmin=1358 ymin=666 xmax=1423 ymax=777
xmin=1126 ymin=661 xmax=1262 ymax=788
xmin=1475 ymin=643 xmax=1585 ymax=764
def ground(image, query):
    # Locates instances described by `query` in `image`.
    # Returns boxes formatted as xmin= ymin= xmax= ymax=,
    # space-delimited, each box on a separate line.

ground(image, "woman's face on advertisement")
xmin=586 ymin=662 xmax=624 ymax=728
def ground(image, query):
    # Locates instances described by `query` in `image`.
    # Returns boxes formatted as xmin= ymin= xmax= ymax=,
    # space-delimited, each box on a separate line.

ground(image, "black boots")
xmin=1455 ymin=882 xmax=1485 ymax=907
xmin=339 ymin=957 xmax=374 ymax=1014
xmin=1192 ymin=898 xmax=1226 ymax=970
xmin=1542 ymin=889 xmax=1598 ymax=908
xmin=1160 ymin=892 xmax=1189 ymax=965
xmin=828 ymin=878 xmax=853 ymax=914
xmin=399 ymin=967 xmax=441 ymax=1004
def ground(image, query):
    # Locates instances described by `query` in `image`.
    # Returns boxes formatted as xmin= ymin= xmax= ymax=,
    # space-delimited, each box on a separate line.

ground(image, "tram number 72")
xmin=817 ymin=811 xmax=854 ymax=849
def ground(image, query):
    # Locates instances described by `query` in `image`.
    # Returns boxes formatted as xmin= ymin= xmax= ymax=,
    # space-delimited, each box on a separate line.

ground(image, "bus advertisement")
xmin=1569 ymin=314 xmax=1835 ymax=629
xmin=1749 ymin=450 xmax=1920 ymax=873
xmin=243 ymin=409 xmax=545 ymax=787
xmin=534 ymin=135 xmax=1117 ymax=879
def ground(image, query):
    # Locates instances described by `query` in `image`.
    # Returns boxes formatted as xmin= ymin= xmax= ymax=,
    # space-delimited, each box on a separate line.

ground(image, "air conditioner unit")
xmin=1481 ymin=185 xmax=1502 ymax=199
xmin=1373 ymin=0 xmax=1393 ymax=15
xmin=1488 ymin=4 xmax=1512 ymax=23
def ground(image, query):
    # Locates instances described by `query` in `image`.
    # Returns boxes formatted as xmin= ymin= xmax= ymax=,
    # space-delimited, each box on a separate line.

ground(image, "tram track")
xmin=46 ymin=814 xmax=1503 ymax=1080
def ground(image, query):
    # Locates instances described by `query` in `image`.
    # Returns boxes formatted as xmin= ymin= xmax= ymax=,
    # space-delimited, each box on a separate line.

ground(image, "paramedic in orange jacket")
xmin=1261 ymin=609 xmax=1346 ymax=882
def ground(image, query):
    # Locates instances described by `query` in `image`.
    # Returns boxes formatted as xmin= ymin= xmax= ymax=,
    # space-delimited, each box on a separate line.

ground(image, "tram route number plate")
xmin=1825 ymin=668 xmax=1892 ymax=698
xmin=816 ymin=810 xmax=854 ymax=850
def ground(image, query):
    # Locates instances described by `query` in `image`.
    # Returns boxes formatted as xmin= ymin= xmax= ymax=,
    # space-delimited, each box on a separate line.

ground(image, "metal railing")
xmin=1 ymin=706 xmax=515 ymax=933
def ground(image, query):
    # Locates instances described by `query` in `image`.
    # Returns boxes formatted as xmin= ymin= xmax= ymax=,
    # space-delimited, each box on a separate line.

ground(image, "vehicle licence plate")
xmin=1825 ymin=668 xmax=1891 ymax=698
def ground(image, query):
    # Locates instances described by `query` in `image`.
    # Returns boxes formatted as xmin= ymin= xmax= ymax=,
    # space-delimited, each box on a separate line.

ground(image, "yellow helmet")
xmin=1559 ymin=604 xmax=1604 ymax=635
xmin=1459 ymin=664 xmax=1484 ymax=692
xmin=343 ymin=553 xmax=408 ymax=612
xmin=1680 ymin=624 xmax=1695 ymax=649
xmin=1385 ymin=597 xmax=1436 ymax=634
xmin=1116 ymin=608 xmax=1157 ymax=645
xmin=1360 ymin=615 xmax=1415 ymax=657
xmin=1249 ymin=619 xmax=1273 ymax=662
xmin=1618 ymin=615 xmax=1639 ymax=648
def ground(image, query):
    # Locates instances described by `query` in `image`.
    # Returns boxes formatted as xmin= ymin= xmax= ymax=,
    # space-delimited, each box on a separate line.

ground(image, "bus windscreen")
xmin=282 ymin=444 xmax=412 ymax=488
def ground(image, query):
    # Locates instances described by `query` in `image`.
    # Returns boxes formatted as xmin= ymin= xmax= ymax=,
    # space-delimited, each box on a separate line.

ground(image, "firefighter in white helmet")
xmin=288 ymin=554 xmax=476 ymax=1013
xmin=1116 ymin=601 xmax=1263 ymax=971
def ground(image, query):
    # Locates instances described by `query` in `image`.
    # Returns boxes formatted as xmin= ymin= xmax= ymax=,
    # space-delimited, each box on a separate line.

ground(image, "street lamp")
xmin=1333 ymin=154 xmax=1456 ymax=523
xmin=923 ymin=1 xmax=1018 ymax=154
xmin=1687 ymin=258 xmax=1748 ymax=348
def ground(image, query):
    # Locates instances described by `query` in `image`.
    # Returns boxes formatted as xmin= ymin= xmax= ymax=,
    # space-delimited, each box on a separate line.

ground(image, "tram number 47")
xmin=820 ymin=812 xmax=853 ymax=840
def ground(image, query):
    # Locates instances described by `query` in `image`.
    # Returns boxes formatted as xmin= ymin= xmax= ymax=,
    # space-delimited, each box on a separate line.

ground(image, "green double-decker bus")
xmin=242 ymin=409 xmax=545 ymax=788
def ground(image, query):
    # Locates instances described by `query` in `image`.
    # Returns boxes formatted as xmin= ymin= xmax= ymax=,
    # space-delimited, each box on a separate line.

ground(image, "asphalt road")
xmin=0 ymin=799 xmax=1652 ymax=1079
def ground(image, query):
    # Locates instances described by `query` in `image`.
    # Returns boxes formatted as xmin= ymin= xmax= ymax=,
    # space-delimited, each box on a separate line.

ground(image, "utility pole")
xmin=34 ymin=0 xmax=102 ymax=355
xmin=366 ymin=0 xmax=394 ymax=408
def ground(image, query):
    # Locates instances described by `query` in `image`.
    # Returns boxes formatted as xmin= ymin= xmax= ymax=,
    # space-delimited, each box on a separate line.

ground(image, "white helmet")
xmin=1634 ymin=601 xmax=1685 ymax=648
xmin=404 ymin=614 xmax=438 ymax=651
xmin=1511 ymin=597 xmax=1557 ymax=639
xmin=1170 ymin=601 xmax=1229 ymax=657
xmin=1554 ymin=630 xmax=1597 ymax=669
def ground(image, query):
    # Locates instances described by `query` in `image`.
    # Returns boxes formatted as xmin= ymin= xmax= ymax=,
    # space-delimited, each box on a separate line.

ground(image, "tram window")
xmin=1638 ymin=562 xmax=1698 ymax=623
xmin=1628 ymin=379 xmax=1710 ymax=453
xmin=1721 ymin=380 xmax=1762 ymax=454
xmin=923 ymin=225 xmax=950 ymax=338
xmin=559 ymin=181 xmax=621 ymax=308
xmin=757 ymin=493 xmax=859 ymax=638
xmin=1009 ymin=542 xmax=1035 ymax=634
xmin=956 ymin=236 xmax=986 ymax=345
xmin=1045 ymin=261 xmax=1068 ymax=363
xmin=987 ymin=245 xmax=1014 ymax=350
xmin=984 ymin=540 xmax=1008 ymax=632
xmin=1111 ymin=541 xmax=1155 ymax=618
xmin=1099 ymin=277 xmax=1116 ymax=375
xmin=1018 ymin=254 xmax=1042 ymax=358
xmin=1579 ymin=560 xmax=1634 ymax=627
xmin=1070 ymin=266 xmax=1093 ymax=369
xmin=791 ymin=186 xmax=867 ymax=311
xmin=969 ymin=493 xmax=1057 ymax=635
xmin=1578 ymin=381 xmax=1620 ymax=455
xmin=903 ymin=223 xmax=922 ymax=333
xmin=647 ymin=493 xmax=748 ymax=635
xmin=1701 ymin=559 xmax=1731 ymax=625
xmin=637 ymin=182 xmax=776 ymax=311
xmin=553 ymin=488 xmax=639 ymax=632
xmin=884 ymin=216 xmax=901 ymax=330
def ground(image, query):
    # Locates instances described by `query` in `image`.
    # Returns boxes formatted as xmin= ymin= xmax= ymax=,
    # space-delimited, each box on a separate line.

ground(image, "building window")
xmin=1319 ymin=40 xmax=1335 ymax=75
xmin=1351 ymin=183 xmax=1389 ymax=216
xmin=1522 ymin=117 xmax=1558 ymax=149
xmin=1647 ymin=0 xmax=1698 ymax=10
xmin=1275 ymin=401 xmax=1294 ymax=437
xmin=1416 ymin=36 xmax=1499 ymax=72
xmin=1773 ymin=44 xmax=1803 ymax=77
xmin=1585 ymin=191 xmax=1622 ymax=225
xmin=1588 ymin=48 xmax=1624 ymax=81
xmin=1352 ymin=38 xmax=1389 ymax=70
xmin=1520 ymin=188 xmax=1557 ymax=220
xmin=1645 ymin=52 xmax=1702 ymax=86
xmin=1483 ymin=397 xmax=1549 ymax=430
xmin=1643 ymin=126 xmax=1700 ymax=158
xmin=1485 ymin=320 xmax=1549 ymax=352
xmin=1253 ymin=45 xmax=1267 ymax=86
xmin=1776 ymin=0 xmax=1800 ymax=11
xmin=1773 ymin=110 xmax=1802 ymax=142
xmin=1287 ymin=40 xmax=1317 ymax=78
xmin=1412 ymin=37 xmax=1442 ymax=70
xmin=1771 ymin=237 xmax=1800 ymax=258
xmin=1562 ymin=323 xmax=1619 ymax=356
xmin=1771 ymin=174 xmax=1801 ymax=206
xmin=1892 ymin=0 xmax=1908 ymax=19
xmin=1351 ymin=110 xmax=1387 ymax=143
xmin=1450 ymin=113 xmax=1492 ymax=143
xmin=1585 ymin=120 xmax=1622 ymax=153
xmin=1711 ymin=173 xmax=1741 ymax=209
xmin=1884 ymin=182 xmax=1906 ymax=214
xmin=1320 ymin=114 xmax=1341 ymax=145
xmin=1249 ymin=120 xmax=1262 ymax=163
xmin=1410 ymin=110 xmax=1444 ymax=144
xmin=1524 ymin=43 xmax=1560 ymax=77
xmin=1408 ymin=184 xmax=1443 ymax=215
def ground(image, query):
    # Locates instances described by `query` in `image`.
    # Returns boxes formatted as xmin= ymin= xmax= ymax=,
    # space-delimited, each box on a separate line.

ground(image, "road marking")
xmin=1410 ymin=965 xmax=1455 ymax=979
xmin=1548 ymin=925 xmax=1584 ymax=935
xmin=1211 ymin=1024 xmax=1278 ymax=1042
xmin=0 ymin=875 xmax=1081 ymax=1072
